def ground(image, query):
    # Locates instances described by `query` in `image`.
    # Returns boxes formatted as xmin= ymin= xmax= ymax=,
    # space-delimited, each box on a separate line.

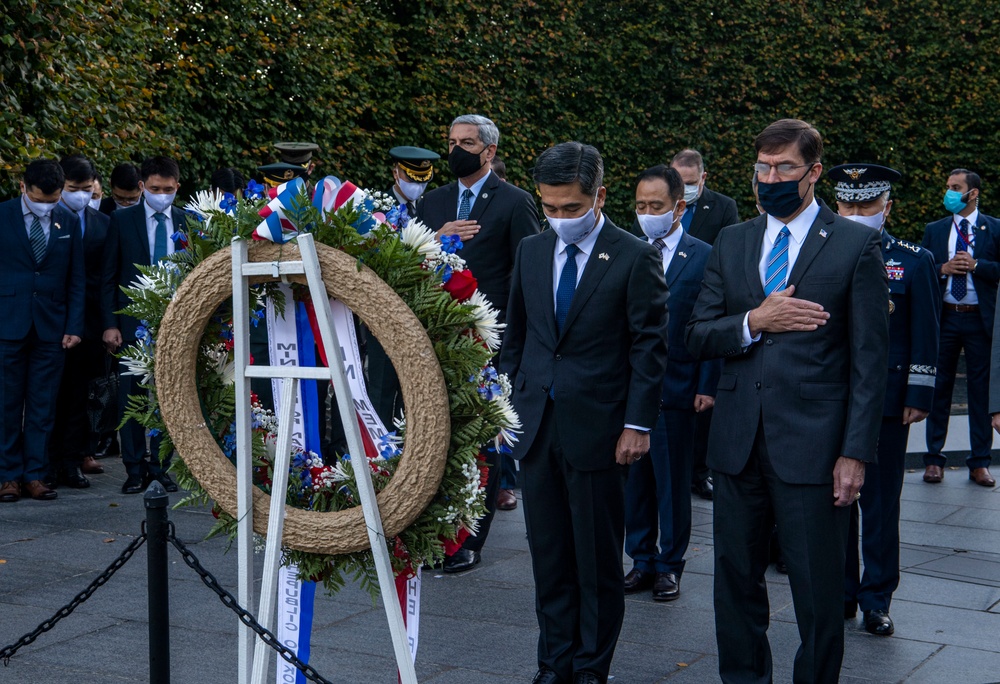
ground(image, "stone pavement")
xmin=2 ymin=457 xmax=999 ymax=683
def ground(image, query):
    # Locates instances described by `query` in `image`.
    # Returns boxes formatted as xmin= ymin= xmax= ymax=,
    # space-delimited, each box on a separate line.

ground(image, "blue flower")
xmin=246 ymin=180 xmax=266 ymax=200
xmin=170 ymin=230 xmax=186 ymax=243
xmin=438 ymin=264 xmax=453 ymax=283
xmin=386 ymin=205 xmax=403 ymax=228
xmin=221 ymin=193 xmax=238 ymax=212
xmin=250 ymin=308 xmax=266 ymax=328
xmin=149 ymin=428 xmax=161 ymax=438
xmin=440 ymin=234 xmax=463 ymax=254
xmin=184 ymin=210 xmax=205 ymax=223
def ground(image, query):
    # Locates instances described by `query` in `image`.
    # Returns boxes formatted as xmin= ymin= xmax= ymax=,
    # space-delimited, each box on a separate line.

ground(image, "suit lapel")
xmin=535 ymin=230 xmax=559 ymax=343
xmin=131 ymin=206 xmax=151 ymax=265
xmin=664 ymin=232 xmax=695 ymax=286
xmin=468 ymin=173 xmax=499 ymax=223
xmin=4 ymin=200 xmax=33 ymax=259
xmin=974 ymin=220 xmax=988 ymax=258
xmin=559 ymin=222 xmax=621 ymax=339
xmin=744 ymin=214 xmax=768 ymax=303
xmin=688 ymin=192 xmax=712 ymax=236
xmin=786 ymin=210 xmax=835 ymax=288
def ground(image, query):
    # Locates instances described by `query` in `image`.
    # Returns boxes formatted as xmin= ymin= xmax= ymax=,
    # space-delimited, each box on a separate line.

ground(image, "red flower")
xmin=442 ymin=528 xmax=471 ymax=556
xmin=443 ymin=269 xmax=478 ymax=302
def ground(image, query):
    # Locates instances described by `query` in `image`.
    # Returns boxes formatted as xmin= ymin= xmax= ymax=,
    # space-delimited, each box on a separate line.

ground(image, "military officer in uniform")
xmin=828 ymin=164 xmax=940 ymax=637
xmin=388 ymin=146 xmax=439 ymax=218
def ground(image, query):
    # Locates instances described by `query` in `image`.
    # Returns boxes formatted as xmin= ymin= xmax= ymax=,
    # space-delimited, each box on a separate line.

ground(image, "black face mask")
xmin=449 ymin=146 xmax=486 ymax=178
xmin=756 ymin=164 xmax=814 ymax=218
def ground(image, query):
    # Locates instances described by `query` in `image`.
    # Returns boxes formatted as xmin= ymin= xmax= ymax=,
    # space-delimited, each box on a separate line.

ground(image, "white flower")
xmin=120 ymin=350 xmax=154 ymax=385
xmin=493 ymin=395 xmax=522 ymax=451
xmin=466 ymin=290 xmax=505 ymax=352
xmin=365 ymin=189 xmax=396 ymax=213
xmin=400 ymin=220 xmax=440 ymax=259
xmin=184 ymin=189 xmax=225 ymax=219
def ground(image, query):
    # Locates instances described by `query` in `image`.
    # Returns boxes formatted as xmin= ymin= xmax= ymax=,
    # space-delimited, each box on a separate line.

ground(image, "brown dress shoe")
xmin=923 ymin=465 xmax=944 ymax=483
xmin=0 ymin=480 xmax=20 ymax=503
xmin=81 ymin=456 xmax=105 ymax=474
xmin=496 ymin=488 xmax=517 ymax=510
xmin=24 ymin=480 xmax=58 ymax=501
xmin=970 ymin=467 xmax=996 ymax=487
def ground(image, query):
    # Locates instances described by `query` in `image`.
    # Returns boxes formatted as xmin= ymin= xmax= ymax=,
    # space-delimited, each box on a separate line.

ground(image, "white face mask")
xmin=843 ymin=210 xmax=886 ymax=231
xmin=61 ymin=190 xmax=92 ymax=213
xmin=683 ymin=183 xmax=701 ymax=204
xmin=636 ymin=203 xmax=683 ymax=240
xmin=143 ymin=189 xmax=176 ymax=213
xmin=545 ymin=196 xmax=599 ymax=245
xmin=397 ymin=178 xmax=428 ymax=203
xmin=24 ymin=195 xmax=58 ymax=218
xmin=89 ymin=198 xmax=102 ymax=211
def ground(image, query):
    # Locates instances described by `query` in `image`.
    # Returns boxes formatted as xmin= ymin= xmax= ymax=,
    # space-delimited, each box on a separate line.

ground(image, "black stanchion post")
xmin=145 ymin=481 xmax=171 ymax=684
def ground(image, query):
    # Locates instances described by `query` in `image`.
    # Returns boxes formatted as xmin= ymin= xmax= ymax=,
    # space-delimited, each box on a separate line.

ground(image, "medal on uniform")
xmin=888 ymin=299 xmax=896 ymax=314
xmin=885 ymin=259 xmax=904 ymax=281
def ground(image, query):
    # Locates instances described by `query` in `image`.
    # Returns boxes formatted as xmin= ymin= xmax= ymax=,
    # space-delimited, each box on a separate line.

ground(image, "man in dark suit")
xmin=102 ymin=156 xmax=187 ymax=494
xmin=501 ymin=142 xmax=668 ymax=684
xmin=623 ymin=164 xmax=720 ymax=602
xmin=686 ymin=119 xmax=888 ymax=684
xmin=0 ymin=159 xmax=85 ymax=503
xmin=829 ymin=163 xmax=940 ymax=638
xmin=98 ymin=162 xmax=142 ymax=216
xmin=417 ymin=114 xmax=541 ymax=572
xmin=670 ymin=149 xmax=741 ymax=502
xmin=921 ymin=168 xmax=999 ymax=487
xmin=48 ymin=155 xmax=112 ymax=488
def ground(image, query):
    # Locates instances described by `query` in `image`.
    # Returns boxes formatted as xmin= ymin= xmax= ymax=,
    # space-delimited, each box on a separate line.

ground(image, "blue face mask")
xmin=943 ymin=189 xmax=970 ymax=214
xmin=756 ymin=165 xmax=814 ymax=219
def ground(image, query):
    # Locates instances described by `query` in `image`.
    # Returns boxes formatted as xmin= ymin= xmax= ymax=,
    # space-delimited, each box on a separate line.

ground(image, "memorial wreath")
xmin=119 ymin=179 xmax=520 ymax=595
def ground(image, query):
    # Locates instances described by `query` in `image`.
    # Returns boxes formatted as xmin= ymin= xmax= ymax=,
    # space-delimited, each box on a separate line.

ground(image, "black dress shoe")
xmin=59 ymin=467 xmax=91 ymax=489
xmin=443 ymin=548 xmax=480 ymax=573
xmin=652 ymin=572 xmax=680 ymax=601
xmin=845 ymin=600 xmax=857 ymax=619
xmin=691 ymin=477 xmax=714 ymax=500
xmin=573 ymin=672 xmax=601 ymax=684
xmin=624 ymin=567 xmax=655 ymax=593
xmin=531 ymin=668 xmax=563 ymax=684
xmin=863 ymin=609 xmax=894 ymax=636
xmin=154 ymin=473 xmax=178 ymax=493
xmin=122 ymin=473 xmax=148 ymax=494
xmin=774 ymin=557 xmax=788 ymax=574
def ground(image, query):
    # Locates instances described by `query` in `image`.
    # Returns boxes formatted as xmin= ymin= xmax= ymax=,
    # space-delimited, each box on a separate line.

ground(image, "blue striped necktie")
xmin=29 ymin=214 xmax=46 ymax=264
xmin=458 ymin=189 xmax=473 ymax=220
xmin=763 ymin=226 xmax=790 ymax=296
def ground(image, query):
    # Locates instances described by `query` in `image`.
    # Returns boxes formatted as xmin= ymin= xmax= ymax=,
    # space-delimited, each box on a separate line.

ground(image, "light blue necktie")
xmin=29 ymin=214 xmax=46 ymax=264
xmin=152 ymin=212 xmax=168 ymax=263
xmin=763 ymin=226 xmax=790 ymax=296
xmin=457 ymin=189 xmax=473 ymax=221
xmin=952 ymin=218 xmax=970 ymax=301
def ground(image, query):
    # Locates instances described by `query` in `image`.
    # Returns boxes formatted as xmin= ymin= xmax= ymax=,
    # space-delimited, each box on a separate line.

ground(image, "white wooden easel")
xmin=231 ymin=234 xmax=417 ymax=684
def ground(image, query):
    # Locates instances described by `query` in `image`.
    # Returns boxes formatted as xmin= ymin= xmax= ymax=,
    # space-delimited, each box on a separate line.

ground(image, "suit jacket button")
xmin=555 ymin=354 xmax=562 ymax=361
xmin=765 ymin=339 xmax=774 ymax=346
xmin=755 ymin=381 xmax=761 ymax=389
xmin=896 ymin=365 xmax=903 ymax=370
xmin=34 ymin=271 xmax=40 ymax=276
xmin=542 ymin=385 xmax=550 ymax=392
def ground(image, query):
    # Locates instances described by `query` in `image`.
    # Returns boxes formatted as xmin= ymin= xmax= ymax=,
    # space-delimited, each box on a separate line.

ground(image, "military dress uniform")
xmin=827 ymin=164 xmax=940 ymax=637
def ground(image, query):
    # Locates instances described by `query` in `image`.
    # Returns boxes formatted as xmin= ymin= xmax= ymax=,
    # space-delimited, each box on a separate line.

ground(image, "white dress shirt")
xmin=944 ymin=208 xmax=979 ymax=305
xmin=144 ymin=201 xmax=176 ymax=262
xmin=651 ymin=225 xmax=684 ymax=273
xmin=551 ymin=214 xmax=606 ymax=302
xmin=742 ymin=199 xmax=820 ymax=347
xmin=455 ymin=170 xmax=492 ymax=217
xmin=21 ymin=196 xmax=53 ymax=242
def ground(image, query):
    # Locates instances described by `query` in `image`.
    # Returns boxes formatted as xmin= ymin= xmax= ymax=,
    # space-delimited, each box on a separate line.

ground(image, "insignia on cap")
xmin=846 ymin=168 xmax=866 ymax=180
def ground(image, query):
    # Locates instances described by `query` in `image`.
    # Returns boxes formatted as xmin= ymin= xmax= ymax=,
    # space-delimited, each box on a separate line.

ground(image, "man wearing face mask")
xmin=921 ymin=168 xmax=1000 ymax=487
xmin=90 ymin=173 xmax=104 ymax=212
xmin=102 ymin=156 xmax=187 ymax=495
xmin=0 ymin=159 xmax=85 ymax=503
xmin=99 ymin=162 xmax=143 ymax=216
xmin=501 ymin=142 xmax=668 ymax=684
xmin=828 ymin=163 xmax=939 ymax=637
xmin=623 ymin=164 xmax=719 ymax=603
xmin=686 ymin=119 xmax=888 ymax=684
xmin=47 ymin=155 xmax=112 ymax=489
xmin=417 ymin=114 xmax=541 ymax=573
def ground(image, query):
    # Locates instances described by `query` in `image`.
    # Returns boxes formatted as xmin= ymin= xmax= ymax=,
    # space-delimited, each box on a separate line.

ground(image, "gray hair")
xmin=532 ymin=142 xmax=604 ymax=196
xmin=450 ymin=114 xmax=500 ymax=147
xmin=671 ymin=148 xmax=704 ymax=173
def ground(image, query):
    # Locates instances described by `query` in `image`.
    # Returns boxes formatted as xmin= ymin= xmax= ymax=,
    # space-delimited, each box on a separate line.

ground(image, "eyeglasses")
xmin=753 ymin=162 xmax=813 ymax=178
xmin=112 ymin=193 xmax=141 ymax=206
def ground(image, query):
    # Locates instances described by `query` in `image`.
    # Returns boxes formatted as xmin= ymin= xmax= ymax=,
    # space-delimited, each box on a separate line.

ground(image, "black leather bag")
xmin=87 ymin=357 xmax=119 ymax=435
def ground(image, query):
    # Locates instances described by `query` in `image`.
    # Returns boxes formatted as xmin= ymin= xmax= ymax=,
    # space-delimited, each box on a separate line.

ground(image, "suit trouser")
xmin=51 ymin=339 xmax=106 ymax=470
xmin=118 ymin=359 xmax=166 ymax=477
xmin=0 ymin=329 xmax=65 ymax=482
xmin=846 ymin=418 xmax=908 ymax=613
xmin=714 ymin=423 xmax=849 ymax=684
xmin=624 ymin=408 xmax=694 ymax=575
xmin=691 ymin=406 xmax=713 ymax=484
xmin=925 ymin=309 xmax=992 ymax=469
xmin=521 ymin=400 xmax=626 ymax=683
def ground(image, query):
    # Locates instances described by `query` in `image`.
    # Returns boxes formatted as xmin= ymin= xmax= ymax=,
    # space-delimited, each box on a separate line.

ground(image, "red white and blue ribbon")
xmin=254 ymin=178 xmax=306 ymax=243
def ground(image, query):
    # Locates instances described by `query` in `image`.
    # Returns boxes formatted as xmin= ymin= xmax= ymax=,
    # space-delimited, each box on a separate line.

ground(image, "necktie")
xmin=763 ymin=226 xmax=790 ymax=296
xmin=556 ymin=244 xmax=580 ymax=333
xmin=953 ymin=218 xmax=971 ymax=300
xmin=651 ymin=237 xmax=666 ymax=263
xmin=29 ymin=214 xmax=46 ymax=264
xmin=153 ymin=212 xmax=168 ymax=263
xmin=457 ymin=189 xmax=473 ymax=221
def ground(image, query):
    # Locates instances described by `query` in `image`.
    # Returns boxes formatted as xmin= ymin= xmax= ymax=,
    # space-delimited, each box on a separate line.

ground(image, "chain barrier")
xmin=1 ymin=532 xmax=147 ymax=665
xmin=166 ymin=525 xmax=335 ymax=684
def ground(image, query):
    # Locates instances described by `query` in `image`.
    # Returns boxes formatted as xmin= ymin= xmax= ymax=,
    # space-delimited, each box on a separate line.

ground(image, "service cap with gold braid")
xmin=257 ymin=142 xmax=320 ymax=187
xmin=390 ymin=146 xmax=439 ymax=183
xmin=827 ymin=163 xmax=901 ymax=203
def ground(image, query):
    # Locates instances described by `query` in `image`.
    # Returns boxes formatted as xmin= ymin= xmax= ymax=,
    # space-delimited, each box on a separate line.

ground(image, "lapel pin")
xmin=819 ymin=229 xmax=828 ymax=238
xmin=598 ymin=252 xmax=610 ymax=261
xmin=482 ymin=192 xmax=488 ymax=198
xmin=678 ymin=251 xmax=688 ymax=258
xmin=702 ymin=205 xmax=709 ymax=210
